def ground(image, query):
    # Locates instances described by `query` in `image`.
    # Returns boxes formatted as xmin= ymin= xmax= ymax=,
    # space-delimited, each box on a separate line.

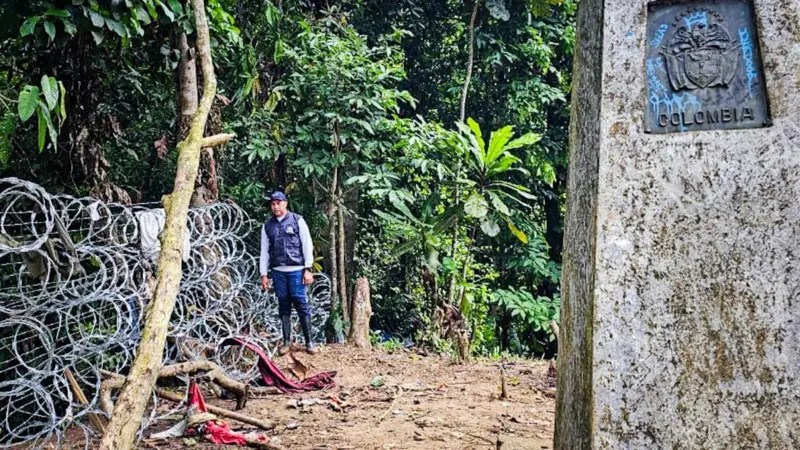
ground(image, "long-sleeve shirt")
xmin=259 ymin=213 xmax=314 ymax=276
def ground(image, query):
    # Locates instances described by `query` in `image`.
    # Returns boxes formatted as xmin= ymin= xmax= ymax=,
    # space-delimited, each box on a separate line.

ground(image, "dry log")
xmin=99 ymin=360 xmax=249 ymax=414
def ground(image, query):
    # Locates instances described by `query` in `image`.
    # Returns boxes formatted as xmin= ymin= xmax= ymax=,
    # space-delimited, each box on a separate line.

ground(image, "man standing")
xmin=260 ymin=191 xmax=318 ymax=355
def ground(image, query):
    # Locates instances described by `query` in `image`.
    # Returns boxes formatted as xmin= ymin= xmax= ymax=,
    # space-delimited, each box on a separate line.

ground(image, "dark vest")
xmin=263 ymin=212 xmax=304 ymax=268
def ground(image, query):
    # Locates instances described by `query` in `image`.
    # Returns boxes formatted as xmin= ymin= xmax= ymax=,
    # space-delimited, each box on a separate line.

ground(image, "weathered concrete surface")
xmin=554 ymin=0 xmax=602 ymax=447
xmin=557 ymin=0 xmax=800 ymax=448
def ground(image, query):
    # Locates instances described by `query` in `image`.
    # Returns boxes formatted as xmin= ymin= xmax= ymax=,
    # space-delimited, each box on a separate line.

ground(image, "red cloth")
xmin=221 ymin=337 xmax=336 ymax=393
xmin=187 ymin=380 xmax=208 ymax=412
xmin=186 ymin=380 xmax=248 ymax=446
xmin=201 ymin=421 xmax=248 ymax=446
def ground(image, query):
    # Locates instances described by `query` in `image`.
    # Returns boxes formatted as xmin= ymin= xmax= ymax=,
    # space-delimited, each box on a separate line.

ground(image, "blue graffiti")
xmin=739 ymin=27 xmax=757 ymax=97
xmin=683 ymin=11 xmax=707 ymax=28
xmin=650 ymin=24 xmax=668 ymax=48
xmin=647 ymin=58 xmax=702 ymax=131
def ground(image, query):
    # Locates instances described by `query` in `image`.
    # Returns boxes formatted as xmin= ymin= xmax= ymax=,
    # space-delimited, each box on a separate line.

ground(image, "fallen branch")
xmin=159 ymin=359 xmax=249 ymax=409
xmin=156 ymin=388 xmax=275 ymax=431
xmin=99 ymin=360 xmax=250 ymax=414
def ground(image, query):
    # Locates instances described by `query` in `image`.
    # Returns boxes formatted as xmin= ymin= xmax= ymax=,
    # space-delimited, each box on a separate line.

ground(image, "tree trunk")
xmin=273 ymin=153 xmax=287 ymax=189
xmin=326 ymin=167 xmax=339 ymax=342
xmin=99 ymin=2 xmax=219 ymax=449
xmin=447 ymin=0 xmax=481 ymax=304
xmin=347 ymin=277 xmax=372 ymax=348
xmin=458 ymin=0 xmax=480 ymax=124
xmin=337 ymin=187 xmax=348 ymax=330
xmin=177 ymin=32 xmax=199 ymax=121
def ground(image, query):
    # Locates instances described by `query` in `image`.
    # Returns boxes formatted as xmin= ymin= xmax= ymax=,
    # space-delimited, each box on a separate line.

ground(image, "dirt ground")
xmin=45 ymin=344 xmax=555 ymax=450
xmin=141 ymin=344 xmax=558 ymax=450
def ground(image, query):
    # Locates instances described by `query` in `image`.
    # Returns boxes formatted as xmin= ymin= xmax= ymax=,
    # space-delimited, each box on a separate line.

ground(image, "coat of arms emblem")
xmin=661 ymin=9 xmax=739 ymax=91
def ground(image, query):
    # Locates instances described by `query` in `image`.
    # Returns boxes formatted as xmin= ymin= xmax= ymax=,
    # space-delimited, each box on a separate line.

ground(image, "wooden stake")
xmin=64 ymin=368 xmax=107 ymax=434
xmin=500 ymin=366 xmax=508 ymax=400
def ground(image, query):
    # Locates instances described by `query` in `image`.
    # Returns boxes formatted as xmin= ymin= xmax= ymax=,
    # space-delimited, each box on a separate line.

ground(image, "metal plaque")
xmin=644 ymin=0 xmax=770 ymax=133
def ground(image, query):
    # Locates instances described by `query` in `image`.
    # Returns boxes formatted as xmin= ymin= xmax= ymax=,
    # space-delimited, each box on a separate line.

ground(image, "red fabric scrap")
xmin=220 ymin=337 xmax=336 ymax=393
xmin=201 ymin=420 xmax=248 ymax=445
xmin=187 ymin=380 xmax=208 ymax=412
xmin=185 ymin=380 xmax=248 ymax=446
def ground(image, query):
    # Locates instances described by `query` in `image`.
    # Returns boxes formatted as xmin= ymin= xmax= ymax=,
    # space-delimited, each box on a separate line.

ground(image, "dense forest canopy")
xmin=0 ymin=0 xmax=575 ymax=358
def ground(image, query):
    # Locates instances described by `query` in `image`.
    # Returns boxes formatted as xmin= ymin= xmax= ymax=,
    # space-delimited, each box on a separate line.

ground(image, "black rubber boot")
xmin=299 ymin=314 xmax=318 ymax=354
xmin=278 ymin=315 xmax=292 ymax=355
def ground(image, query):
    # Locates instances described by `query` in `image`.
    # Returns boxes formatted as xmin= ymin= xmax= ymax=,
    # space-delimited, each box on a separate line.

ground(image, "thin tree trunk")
xmin=459 ymin=0 xmax=480 ymax=124
xmin=99 ymin=2 xmax=219 ymax=449
xmin=326 ymin=166 xmax=339 ymax=340
xmin=446 ymin=0 xmax=480 ymax=305
xmin=337 ymin=186 xmax=348 ymax=329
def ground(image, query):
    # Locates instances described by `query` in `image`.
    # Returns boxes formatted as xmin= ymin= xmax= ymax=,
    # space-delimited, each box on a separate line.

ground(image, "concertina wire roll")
xmin=0 ymin=178 xmax=331 ymax=448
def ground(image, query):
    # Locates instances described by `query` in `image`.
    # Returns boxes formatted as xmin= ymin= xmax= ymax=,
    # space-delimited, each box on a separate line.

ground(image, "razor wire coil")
xmin=0 ymin=178 xmax=331 ymax=449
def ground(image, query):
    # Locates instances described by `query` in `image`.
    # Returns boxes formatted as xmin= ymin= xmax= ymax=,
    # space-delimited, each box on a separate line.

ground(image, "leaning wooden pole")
xmin=99 ymin=1 xmax=218 ymax=449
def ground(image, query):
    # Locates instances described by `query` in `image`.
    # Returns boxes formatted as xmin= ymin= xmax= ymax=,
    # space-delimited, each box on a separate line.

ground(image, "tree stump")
xmin=347 ymin=277 xmax=372 ymax=348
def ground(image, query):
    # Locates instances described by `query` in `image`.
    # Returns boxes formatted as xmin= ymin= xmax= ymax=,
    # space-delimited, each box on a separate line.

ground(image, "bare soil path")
xmin=156 ymin=344 xmax=557 ymax=450
xmin=52 ymin=344 xmax=556 ymax=450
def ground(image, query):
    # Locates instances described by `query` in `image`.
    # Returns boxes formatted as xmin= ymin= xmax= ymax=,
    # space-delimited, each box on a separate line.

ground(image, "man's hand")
xmin=261 ymin=275 xmax=270 ymax=291
xmin=302 ymin=270 xmax=314 ymax=286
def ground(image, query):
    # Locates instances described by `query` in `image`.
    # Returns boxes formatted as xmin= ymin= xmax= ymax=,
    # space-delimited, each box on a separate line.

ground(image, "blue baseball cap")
xmin=269 ymin=191 xmax=287 ymax=201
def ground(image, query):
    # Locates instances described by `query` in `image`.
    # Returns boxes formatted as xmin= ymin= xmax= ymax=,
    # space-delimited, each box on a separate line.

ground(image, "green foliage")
xmin=15 ymin=76 xmax=66 ymax=151
xmin=455 ymin=118 xmax=541 ymax=242
xmin=493 ymin=288 xmax=559 ymax=341
xmin=369 ymin=330 xmax=404 ymax=353
xmin=1 ymin=0 xmax=575 ymax=359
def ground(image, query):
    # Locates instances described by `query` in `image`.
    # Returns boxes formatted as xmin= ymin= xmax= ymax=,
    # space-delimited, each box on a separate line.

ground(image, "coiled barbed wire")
xmin=0 ymin=178 xmax=331 ymax=448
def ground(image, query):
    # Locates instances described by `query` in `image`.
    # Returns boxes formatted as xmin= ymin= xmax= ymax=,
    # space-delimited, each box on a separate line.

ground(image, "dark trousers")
xmin=271 ymin=269 xmax=310 ymax=317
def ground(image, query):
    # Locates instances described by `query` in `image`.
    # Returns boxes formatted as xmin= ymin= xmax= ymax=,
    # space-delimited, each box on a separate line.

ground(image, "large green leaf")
xmin=487 ymin=191 xmax=510 ymax=216
xmin=43 ymin=20 xmax=56 ymax=41
xmin=39 ymin=101 xmax=57 ymax=150
xmin=89 ymin=11 xmax=104 ymax=27
xmin=167 ymin=0 xmax=184 ymax=16
xmin=41 ymin=76 xmax=58 ymax=110
xmin=486 ymin=0 xmax=511 ymax=20
xmin=20 ymin=17 xmax=39 ymax=37
xmin=391 ymin=239 xmax=419 ymax=258
xmin=17 ymin=86 xmax=40 ymax=122
xmin=58 ymin=81 xmax=67 ymax=122
xmin=391 ymin=199 xmax=423 ymax=226
xmin=455 ymin=121 xmax=484 ymax=171
xmin=464 ymin=193 xmax=489 ymax=219
xmin=466 ymin=117 xmax=484 ymax=154
xmin=506 ymin=219 xmax=529 ymax=244
xmin=372 ymin=209 xmax=405 ymax=226
xmin=487 ymin=154 xmax=521 ymax=176
xmin=36 ymin=108 xmax=46 ymax=151
xmin=505 ymin=132 xmax=542 ymax=151
xmin=44 ymin=9 xmax=70 ymax=18
xmin=480 ymin=218 xmax=500 ymax=237
xmin=486 ymin=125 xmax=515 ymax=166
